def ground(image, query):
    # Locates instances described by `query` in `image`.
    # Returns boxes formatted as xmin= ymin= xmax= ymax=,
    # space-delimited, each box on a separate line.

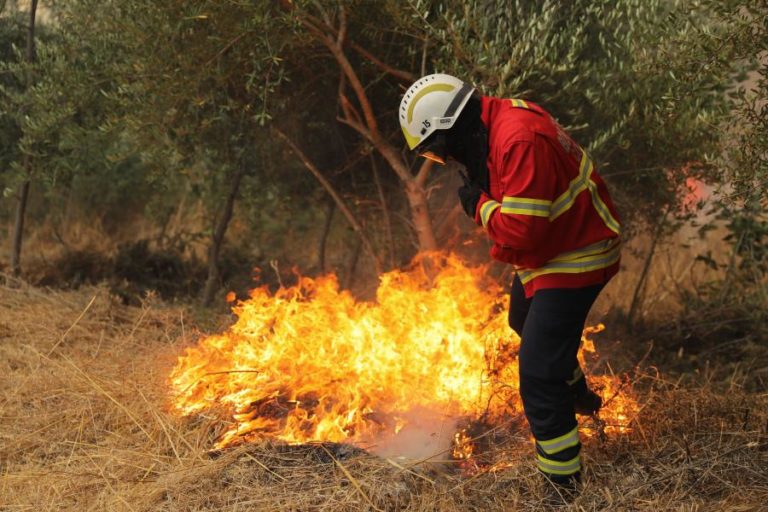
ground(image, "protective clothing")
xmin=398 ymin=73 xmax=475 ymax=155
xmin=398 ymin=77 xmax=621 ymax=487
xmin=509 ymin=275 xmax=604 ymax=484
xmin=474 ymin=97 xmax=621 ymax=298
xmin=482 ymin=97 xmax=620 ymax=484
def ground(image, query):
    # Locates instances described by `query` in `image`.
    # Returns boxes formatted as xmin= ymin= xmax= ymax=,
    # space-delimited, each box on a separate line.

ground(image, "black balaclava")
xmin=446 ymin=92 xmax=489 ymax=192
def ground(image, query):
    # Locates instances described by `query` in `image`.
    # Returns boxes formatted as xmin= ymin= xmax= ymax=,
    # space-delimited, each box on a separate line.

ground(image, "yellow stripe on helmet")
xmin=401 ymin=126 xmax=422 ymax=149
xmin=407 ymin=83 xmax=456 ymax=124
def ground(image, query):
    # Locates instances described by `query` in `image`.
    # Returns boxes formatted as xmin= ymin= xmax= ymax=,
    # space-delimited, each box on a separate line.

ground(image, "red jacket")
xmin=474 ymin=96 xmax=621 ymax=297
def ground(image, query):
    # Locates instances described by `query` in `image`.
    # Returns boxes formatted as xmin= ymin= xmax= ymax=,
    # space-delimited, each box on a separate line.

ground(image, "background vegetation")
xmin=0 ymin=0 xmax=765 ymax=321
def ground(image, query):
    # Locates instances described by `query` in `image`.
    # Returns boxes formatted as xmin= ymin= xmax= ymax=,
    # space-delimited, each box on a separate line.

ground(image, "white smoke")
xmin=368 ymin=405 xmax=461 ymax=462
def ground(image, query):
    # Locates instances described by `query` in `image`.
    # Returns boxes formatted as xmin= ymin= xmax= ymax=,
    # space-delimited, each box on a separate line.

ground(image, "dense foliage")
xmin=0 ymin=0 xmax=764 ymax=305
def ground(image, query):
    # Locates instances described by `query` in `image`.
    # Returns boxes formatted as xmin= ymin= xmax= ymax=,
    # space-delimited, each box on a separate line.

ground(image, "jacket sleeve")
xmin=473 ymin=139 xmax=555 ymax=251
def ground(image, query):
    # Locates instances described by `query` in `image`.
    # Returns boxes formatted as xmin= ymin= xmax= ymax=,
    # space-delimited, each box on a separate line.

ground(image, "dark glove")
xmin=458 ymin=183 xmax=483 ymax=220
xmin=574 ymin=388 xmax=602 ymax=416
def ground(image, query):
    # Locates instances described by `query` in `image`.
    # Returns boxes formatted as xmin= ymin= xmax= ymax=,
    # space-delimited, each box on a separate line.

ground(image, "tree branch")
xmin=336 ymin=4 xmax=347 ymax=49
xmin=274 ymin=128 xmax=382 ymax=275
xmin=201 ymin=161 xmax=247 ymax=306
xmin=298 ymin=5 xmax=415 ymax=83
xmin=280 ymin=0 xmax=437 ymax=251
xmin=204 ymin=31 xmax=250 ymax=67
xmin=292 ymin=7 xmax=381 ymax=140
xmin=371 ymin=155 xmax=395 ymax=268
xmin=336 ymin=115 xmax=372 ymax=140
xmin=339 ymin=93 xmax=363 ymax=127
xmin=414 ymin=158 xmax=433 ymax=189
xmin=349 ymin=41 xmax=416 ymax=83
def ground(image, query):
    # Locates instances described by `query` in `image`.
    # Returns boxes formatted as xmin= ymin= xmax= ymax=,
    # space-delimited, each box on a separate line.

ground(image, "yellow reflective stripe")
xmin=550 ymin=150 xmax=591 ymax=221
xmin=548 ymin=149 xmax=621 ymax=236
xmin=588 ymin=179 xmax=621 ymax=234
xmin=518 ymin=240 xmax=620 ymax=285
xmin=500 ymin=196 xmax=552 ymax=217
xmin=510 ymin=98 xmax=530 ymax=109
xmin=407 ymin=83 xmax=456 ymax=124
xmin=492 ymin=144 xmax=620 ymax=236
xmin=548 ymin=238 xmax=620 ymax=263
xmin=538 ymin=454 xmax=580 ymax=468
xmin=537 ymin=454 xmax=581 ymax=475
xmin=537 ymin=426 xmax=579 ymax=453
xmin=480 ymin=200 xmax=501 ymax=228
xmin=518 ymin=249 xmax=620 ymax=285
xmin=500 ymin=207 xmax=549 ymax=217
xmin=502 ymin=197 xmax=552 ymax=206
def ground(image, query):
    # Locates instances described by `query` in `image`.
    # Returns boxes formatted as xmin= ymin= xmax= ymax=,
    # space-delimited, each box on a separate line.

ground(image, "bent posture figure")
xmin=399 ymin=74 xmax=621 ymax=487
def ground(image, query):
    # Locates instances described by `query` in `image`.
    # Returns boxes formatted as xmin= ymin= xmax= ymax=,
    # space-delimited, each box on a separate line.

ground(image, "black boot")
xmin=541 ymin=471 xmax=580 ymax=505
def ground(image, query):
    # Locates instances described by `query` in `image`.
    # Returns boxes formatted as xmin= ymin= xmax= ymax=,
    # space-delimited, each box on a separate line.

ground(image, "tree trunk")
xmin=290 ymin=6 xmax=439 ymax=255
xmin=369 ymin=141 xmax=438 ymax=253
xmin=10 ymin=0 xmax=38 ymax=277
xmin=10 ymin=175 xmax=30 ymax=276
xmin=201 ymin=163 xmax=247 ymax=306
xmin=370 ymin=156 xmax=395 ymax=268
xmin=404 ymin=180 xmax=438 ymax=251
xmin=344 ymin=238 xmax=362 ymax=290
xmin=317 ymin=198 xmax=335 ymax=273
xmin=627 ymin=211 xmax=668 ymax=331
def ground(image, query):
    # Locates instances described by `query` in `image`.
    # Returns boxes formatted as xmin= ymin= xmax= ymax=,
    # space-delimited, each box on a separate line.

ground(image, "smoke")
xmin=368 ymin=405 xmax=461 ymax=462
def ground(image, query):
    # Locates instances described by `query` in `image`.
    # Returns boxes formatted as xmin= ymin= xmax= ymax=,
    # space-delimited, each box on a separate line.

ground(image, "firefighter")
xmin=398 ymin=74 xmax=620 ymax=488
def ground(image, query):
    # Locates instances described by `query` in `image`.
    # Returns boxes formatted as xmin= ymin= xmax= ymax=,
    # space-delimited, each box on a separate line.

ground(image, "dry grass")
xmin=1 ymin=281 xmax=767 ymax=511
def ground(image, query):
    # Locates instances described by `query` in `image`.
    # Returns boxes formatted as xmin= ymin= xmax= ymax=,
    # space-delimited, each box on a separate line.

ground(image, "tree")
xmin=6 ymin=0 xmax=37 ymax=276
xmin=1 ymin=0 xmax=756 ymax=303
xmin=676 ymin=0 xmax=768 ymax=336
xmin=0 ymin=9 xmax=26 ymax=208
xmin=401 ymin=0 xmax=739 ymax=235
xmin=2 ymin=0 xmax=160 ymax=278
xmin=281 ymin=1 xmax=439 ymax=253
xmin=719 ymin=2 xmax=767 ymax=205
xmin=51 ymin=0 xmax=293 ymax=305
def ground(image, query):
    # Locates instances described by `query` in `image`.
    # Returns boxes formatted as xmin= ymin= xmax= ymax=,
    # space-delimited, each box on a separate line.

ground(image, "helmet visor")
xmin=416 ymin=132 xmax=447 ymax=166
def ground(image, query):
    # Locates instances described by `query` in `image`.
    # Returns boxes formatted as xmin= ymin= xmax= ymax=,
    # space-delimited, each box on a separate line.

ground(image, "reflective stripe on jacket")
xmin=474 ymin=96 xmax=621 ymax=297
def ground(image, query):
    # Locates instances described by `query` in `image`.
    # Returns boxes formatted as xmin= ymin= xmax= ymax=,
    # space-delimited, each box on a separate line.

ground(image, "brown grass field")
xmin=1 ymin=280 xmax=767 ymax=511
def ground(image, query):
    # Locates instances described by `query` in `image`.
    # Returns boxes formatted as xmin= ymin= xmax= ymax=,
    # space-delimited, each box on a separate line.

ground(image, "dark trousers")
xmin=509 ymin=274 xmax=603 ymax=479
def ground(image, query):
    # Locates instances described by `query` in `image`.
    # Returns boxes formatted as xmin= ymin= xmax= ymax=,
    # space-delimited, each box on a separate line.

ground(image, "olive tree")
xmin=399 ymin=0 xmax=739 ymax=234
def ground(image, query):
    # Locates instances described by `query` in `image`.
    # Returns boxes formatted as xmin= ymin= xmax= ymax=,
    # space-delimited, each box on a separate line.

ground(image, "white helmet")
xmin=398 ymin=73 xmax=475 ymax=161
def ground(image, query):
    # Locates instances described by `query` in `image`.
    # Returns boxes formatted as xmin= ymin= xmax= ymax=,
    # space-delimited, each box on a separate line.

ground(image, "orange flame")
xmin=169 ymin=253 xmax=635 ymax=456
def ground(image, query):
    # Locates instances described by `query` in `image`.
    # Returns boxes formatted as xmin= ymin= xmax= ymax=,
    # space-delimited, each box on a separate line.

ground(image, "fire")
xmin=169 ymin=253 xmax=636 ymax=460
